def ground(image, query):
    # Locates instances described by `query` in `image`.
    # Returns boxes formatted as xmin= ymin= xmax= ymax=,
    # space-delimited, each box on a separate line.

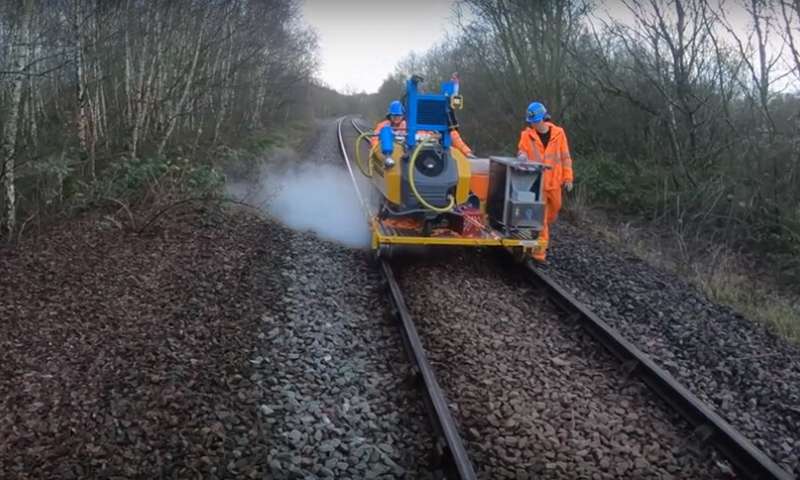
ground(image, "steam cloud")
xmin=226 ymin=153 xmax=374 ymax=249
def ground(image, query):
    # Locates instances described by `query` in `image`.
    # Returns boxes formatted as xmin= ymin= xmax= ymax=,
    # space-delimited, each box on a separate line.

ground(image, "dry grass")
xmin=564 ymin=198 xmax=800 ymax=345
xmin=692 ymin=250 xmax=800 ymax=343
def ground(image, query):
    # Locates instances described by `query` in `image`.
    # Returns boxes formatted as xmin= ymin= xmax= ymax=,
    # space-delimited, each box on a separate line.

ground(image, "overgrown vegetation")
xmin=0 ymin=0 xmax=364 ymax=241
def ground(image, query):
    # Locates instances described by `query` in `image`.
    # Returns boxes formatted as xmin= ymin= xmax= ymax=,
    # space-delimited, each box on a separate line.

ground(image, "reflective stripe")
xmin=544 ymin=152 xmax=562 ymax=165
xmin=527 ymin=134 xmax=543 ymax=163
xmin=526 ymin=130 xmax=573 ymax=170
xmin=541 ymin=152 xmax=572 ymax=168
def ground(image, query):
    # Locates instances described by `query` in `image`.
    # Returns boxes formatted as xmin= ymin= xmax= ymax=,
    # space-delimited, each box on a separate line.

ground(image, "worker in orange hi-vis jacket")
xmin=371 ymin=100 xmax=407 ymax=148
xmin=516 ymin=101 xmax=574 ymax=263
xmin=371 ymin=100 xmax=475 ymax=157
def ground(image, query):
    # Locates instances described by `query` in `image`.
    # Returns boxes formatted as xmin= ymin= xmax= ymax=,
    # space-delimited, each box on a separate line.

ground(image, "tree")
xmin=0 ymin=0 xmax=322 ymax=234
xmin=1 ymin=0 xmax=33 ymax=238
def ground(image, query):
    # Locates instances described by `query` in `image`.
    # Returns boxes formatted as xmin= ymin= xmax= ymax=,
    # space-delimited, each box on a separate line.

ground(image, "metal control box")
xmin=487 ymin=156 xmax=546 ymax=231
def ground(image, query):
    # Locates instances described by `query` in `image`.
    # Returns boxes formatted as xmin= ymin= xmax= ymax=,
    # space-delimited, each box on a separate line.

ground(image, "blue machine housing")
xmin=379 ymin=125 xmax=394 ymax=155
xmin=404 ymin=76 xmax=458 ymax=149
xmin=390 ymin=76 xmax=463 ymax=212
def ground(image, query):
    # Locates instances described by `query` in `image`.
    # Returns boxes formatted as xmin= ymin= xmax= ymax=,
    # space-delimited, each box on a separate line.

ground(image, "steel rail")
xmin=523 ymin=263 xmax=794 ymax=480
xmin=336 ymin=117 xmax=478 ymax=480
xmin=351 ymin=118 xmax=371 ymax=137
xmin=352 ymin=114 xmax=791 ymax=479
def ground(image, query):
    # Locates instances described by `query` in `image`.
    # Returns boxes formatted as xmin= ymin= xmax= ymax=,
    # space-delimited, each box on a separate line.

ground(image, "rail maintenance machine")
xmin=353 ymin=75 xmax=549 ymax=257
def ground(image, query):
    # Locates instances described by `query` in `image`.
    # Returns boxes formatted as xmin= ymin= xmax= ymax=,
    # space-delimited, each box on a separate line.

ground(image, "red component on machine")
xmin=450 ymin=207 xmax=485 ymax=237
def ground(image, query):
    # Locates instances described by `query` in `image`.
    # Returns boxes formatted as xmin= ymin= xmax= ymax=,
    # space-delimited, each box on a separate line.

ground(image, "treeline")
xmin=368 ymin=0 xmax=800 ymax=281
xmin=0 ymin=0 xmax=329 ymax=239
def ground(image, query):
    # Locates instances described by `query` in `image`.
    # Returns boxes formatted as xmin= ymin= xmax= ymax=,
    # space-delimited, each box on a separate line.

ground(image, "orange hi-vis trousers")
xmin=533 ymin=188 xmax=562 ymax=261
xmin=516 ymin=123 xmax=573 ymax=261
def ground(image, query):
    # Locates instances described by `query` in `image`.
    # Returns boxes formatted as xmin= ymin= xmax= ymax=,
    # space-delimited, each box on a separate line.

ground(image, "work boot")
xmin=530 ymin=236 xmax=548 ymax=264
xmin=531 ymin=251 xmax=547 ymax=264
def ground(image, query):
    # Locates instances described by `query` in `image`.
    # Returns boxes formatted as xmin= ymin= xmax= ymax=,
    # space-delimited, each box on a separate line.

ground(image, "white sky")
xmin=301 ymin=0 xmax=458 ymax=94
xmin=301 ymin=0 xmax=798 ymax=95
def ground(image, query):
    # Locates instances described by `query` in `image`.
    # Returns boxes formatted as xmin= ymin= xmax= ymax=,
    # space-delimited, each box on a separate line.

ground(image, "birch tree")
xmin=157 ymin=3 xmax=207 ymax=156
xmin=781 ymin=0 xmax=800 ymax=79
xmin=0 ymin=0 xmax=319 ymax=230
xmin=2 ymin=0 xmax=33 ymax=237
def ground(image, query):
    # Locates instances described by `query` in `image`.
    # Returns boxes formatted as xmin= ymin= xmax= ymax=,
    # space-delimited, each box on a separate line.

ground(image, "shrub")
xmin=83 ymin=154 xmax=224 ymax=209
xmin=576 ymin=153 xmax=663 ymax=213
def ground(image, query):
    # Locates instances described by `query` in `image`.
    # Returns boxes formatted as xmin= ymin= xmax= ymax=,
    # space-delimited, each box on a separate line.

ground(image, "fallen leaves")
xmin=0 ymin=207 xmax=285 ymax=478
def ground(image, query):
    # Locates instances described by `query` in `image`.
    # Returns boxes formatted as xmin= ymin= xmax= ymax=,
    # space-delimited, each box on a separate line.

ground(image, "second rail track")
xmin=337 ymin=116 xmax=794 ymax=480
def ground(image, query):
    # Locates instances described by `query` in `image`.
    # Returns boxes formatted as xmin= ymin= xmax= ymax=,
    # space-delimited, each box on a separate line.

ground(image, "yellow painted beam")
xmin=375 ymin=236 xmax=532 ymax=247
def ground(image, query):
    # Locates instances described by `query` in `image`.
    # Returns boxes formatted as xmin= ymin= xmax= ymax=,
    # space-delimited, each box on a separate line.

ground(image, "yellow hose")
xmin=354 ymin=132 xmax=374 ymax=178
xmin=408 ymin=138 xmax=455 ymax=213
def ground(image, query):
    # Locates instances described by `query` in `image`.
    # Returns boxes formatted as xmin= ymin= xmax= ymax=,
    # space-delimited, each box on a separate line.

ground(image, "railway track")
xmin=337 ymin=117 xmax=478 ymax=479
xmin=336 ymin=116 xmax=793 ymax=480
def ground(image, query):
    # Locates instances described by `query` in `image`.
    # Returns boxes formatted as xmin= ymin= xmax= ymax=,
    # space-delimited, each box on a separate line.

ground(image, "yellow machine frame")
xmin=367 ymin=140 xmax=471 ymax=207
xmin=369 ymin=216 xmax=540 ymax=249
xmin=351 ymin=124 xmax=544 ymax=255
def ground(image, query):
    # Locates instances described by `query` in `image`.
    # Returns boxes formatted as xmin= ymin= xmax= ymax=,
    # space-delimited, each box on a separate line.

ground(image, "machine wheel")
xmin=376 ymin=244 xmax=395 ymax=260
xmin=510 ymin=246 xmax=527 ymax=264
xmin=422 ymin=220 xmax=432 ymax=237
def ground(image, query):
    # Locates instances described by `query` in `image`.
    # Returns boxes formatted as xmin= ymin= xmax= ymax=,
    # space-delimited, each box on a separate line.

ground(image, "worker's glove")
xmin=564 ymin=182 xmax=574 ymax=192
xmin=467 ymin=153 xmax=477 ymax=159
xmin=516 ymin=153 xmax=528 ymax=162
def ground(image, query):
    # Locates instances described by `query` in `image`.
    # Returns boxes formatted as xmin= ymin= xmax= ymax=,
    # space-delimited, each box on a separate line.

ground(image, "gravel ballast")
xmin=542 ymin=221 xmax=800 ymax=476
xmin=393 ymin=248 xmax=731 ymax=479
xmin=253 ymin=118 xmax=434 ymax=479
xmin=1 ymin=118 xmax=435 ymax=479
xmin=254 ymin=226 xmax=434 ymax=479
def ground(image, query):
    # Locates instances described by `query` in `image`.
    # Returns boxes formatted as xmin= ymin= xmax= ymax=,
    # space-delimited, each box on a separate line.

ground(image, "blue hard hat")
xmin=388 ymin=100 xmax=404 ymax=116
xmin=526 ymin=101 xmax=547 ymax=123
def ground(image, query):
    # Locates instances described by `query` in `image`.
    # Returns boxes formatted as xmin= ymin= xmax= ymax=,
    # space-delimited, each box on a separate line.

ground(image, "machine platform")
xmin=341 ymin=75 xmax=548 ymax=256
xmin=369 ymin=215 xmax=541 ymax=249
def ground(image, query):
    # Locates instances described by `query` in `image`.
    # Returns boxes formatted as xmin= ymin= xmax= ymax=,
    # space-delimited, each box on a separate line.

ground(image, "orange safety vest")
xmin=517 ymin=122 xmax=573 ymax=191
xmin=371 ymin=119 xmax=407 ymax=147
xmin=371 ymin=119 xmax=472 ymax=156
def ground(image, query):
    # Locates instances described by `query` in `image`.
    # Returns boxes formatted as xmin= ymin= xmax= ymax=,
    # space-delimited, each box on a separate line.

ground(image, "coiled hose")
xmin=354 ymin=132 xmax=374 ymax=178
xmin=408 ymin=139 xmax=455 ymax=213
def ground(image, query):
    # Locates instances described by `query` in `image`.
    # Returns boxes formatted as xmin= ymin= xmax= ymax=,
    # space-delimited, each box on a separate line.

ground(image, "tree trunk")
xmin=131 ymin=6 xmax=159 ymax=159
xmin=124 ymin=4 xmax=134 ymax=130
xmin=27 ymin=40 xmax=38 ymax=149
xmin=158 ymin=15 xmax=206 ymax=156
xmin=3 ymin=0 xmax=32 ymax=238
xmin=74 ymin=0 xmax=96 ymax=179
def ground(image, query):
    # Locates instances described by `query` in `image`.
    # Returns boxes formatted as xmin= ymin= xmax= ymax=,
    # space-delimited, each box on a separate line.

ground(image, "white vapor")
xmin=267 ymin=163 xmax=372 ymax=248
xmin=227 ymin=156 xmax=373 ymax=249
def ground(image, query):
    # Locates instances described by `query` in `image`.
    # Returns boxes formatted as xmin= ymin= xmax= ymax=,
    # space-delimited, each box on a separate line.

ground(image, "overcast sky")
xmin=301 ymin=0 xmax=796 ymax=95
xmin=301 ymin=0 xmax=458 ymax=94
